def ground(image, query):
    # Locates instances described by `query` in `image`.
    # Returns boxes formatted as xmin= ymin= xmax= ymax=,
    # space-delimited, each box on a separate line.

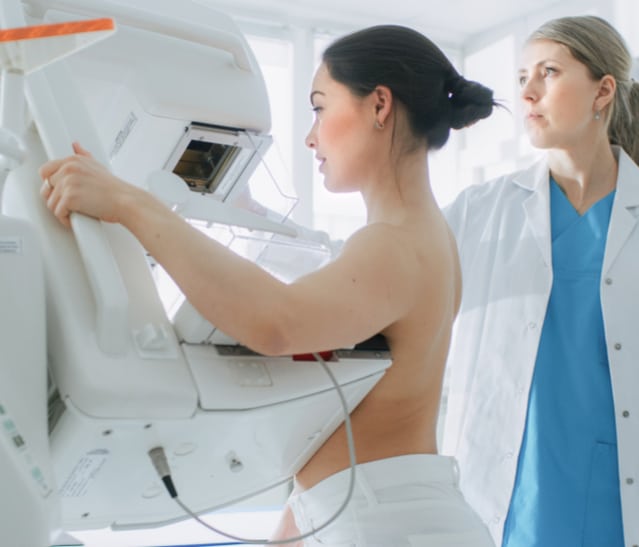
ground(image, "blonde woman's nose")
xmin=520 ymin=77 xmax=538 ymax=103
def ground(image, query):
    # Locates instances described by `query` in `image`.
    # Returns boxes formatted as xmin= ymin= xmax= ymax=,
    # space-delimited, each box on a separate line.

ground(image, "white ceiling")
xmin=199 ymin=0 xmax=566 ymax=47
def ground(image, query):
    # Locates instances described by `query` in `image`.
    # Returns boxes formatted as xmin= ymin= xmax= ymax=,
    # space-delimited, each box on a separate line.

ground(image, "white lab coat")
xmin=441 ymin=146 xmax=639 ymax=547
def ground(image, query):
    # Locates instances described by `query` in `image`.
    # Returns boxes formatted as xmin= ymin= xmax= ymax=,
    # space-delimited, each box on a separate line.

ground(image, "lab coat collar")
xmin=510 ymin=145 xmax=639 ymax=204
xmin=505 ymin=145 xmax=639 ymax=273
xmin=613 ymin=145 xmax=639 ymax=209
xmin=604 ymin=146 xmax=639 ymax=274
xmin=511 ymin=155 xmax=553 ymax=267
xmin=511 ymin=154 xmax=550 ymax=193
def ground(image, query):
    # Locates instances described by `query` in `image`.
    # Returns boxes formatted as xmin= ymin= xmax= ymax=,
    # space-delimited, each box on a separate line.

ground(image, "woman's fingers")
xmin=40 ymin=159 xmax=77 ymax=227
xmin=39 ymin=141 xmax=90 ymax=178
xmin=43 ymin=176 xmax=75 ymax=228
xmin=39 ymin=144 xmax=126 ymax=225
xmin=53 ymin=197 xmax=72 ymax=228
xmin=72 ymin=141 xmax=92 ymax=157
xmin=40 ymin=178 xmax=52 ymax=198
xmin=46 ymin=183 xmax=61 ymax=214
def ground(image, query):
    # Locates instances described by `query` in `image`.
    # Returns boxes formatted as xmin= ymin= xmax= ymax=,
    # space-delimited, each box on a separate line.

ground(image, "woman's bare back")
xmin=296 ymin=205 xmax=461 ymax=490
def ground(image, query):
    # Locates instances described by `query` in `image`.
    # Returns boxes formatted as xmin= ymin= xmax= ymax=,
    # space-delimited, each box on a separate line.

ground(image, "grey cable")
xmin=151 ymin=351 xmax=357 ymax=544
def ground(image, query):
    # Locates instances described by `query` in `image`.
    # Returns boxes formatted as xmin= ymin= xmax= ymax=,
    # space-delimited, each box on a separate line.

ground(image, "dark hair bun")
xmin=323 ymin=25 xmax=496 ymax=149
xmin=448 ymin=76 xmax=495 ymax=129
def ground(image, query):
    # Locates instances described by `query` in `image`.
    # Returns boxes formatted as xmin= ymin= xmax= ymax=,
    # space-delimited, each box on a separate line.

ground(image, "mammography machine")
xmin=0 ymin=1 xmax=390 ymax=544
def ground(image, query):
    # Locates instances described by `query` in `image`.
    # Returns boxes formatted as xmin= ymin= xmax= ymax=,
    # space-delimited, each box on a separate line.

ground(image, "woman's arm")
xmin=40 ymin=144 xmax=423 ymax=356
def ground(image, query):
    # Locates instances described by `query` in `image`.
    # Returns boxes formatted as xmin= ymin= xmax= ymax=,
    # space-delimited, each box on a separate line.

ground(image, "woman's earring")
xmin=374 ymin=120 xmax=384 ymax=129
xmin=594 ymin=110 xmax=601 ymax=120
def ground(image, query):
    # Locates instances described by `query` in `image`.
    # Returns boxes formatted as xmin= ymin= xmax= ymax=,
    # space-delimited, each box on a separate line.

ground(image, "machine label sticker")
xmin=110 ymin=112 xmax=138 ymax=159
xmin=0 ymin=237 xmax=22 ymax=254
xmin=59 ymin=449 xmax=109 ymax=498
xmin=0 ymin=401 xmax=53 ymax=498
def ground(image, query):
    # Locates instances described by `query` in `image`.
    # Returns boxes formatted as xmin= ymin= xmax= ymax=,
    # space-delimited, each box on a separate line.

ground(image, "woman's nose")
xmin=520 ymin=78 xmax=537 ymax=103
xmin=305 ymin=129 xmax=316 ymax=149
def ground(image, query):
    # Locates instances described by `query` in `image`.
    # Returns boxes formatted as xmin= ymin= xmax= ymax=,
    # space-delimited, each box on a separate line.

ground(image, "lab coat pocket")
xmin=408 ymin=530 xmax=494 ymax=547
xmin=582 ymin=441 xmax=624 ymax=547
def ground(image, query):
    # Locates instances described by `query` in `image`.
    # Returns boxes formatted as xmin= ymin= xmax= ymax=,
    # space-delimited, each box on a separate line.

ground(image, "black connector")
xmin=148 ymin=446 xmax=178 ymax=498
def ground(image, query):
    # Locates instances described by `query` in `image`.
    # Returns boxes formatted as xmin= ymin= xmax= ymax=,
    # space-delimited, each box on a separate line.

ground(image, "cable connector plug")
xmin=148 ymin=446 xmax=178 ymax=498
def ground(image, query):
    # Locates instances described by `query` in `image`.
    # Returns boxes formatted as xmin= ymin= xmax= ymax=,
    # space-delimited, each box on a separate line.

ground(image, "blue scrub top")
xmin=502 ymin=178 xmax=624 ymax=547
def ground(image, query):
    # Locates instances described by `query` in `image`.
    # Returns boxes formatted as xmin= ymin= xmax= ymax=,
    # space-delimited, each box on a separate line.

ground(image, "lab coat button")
xmin=623 ymin=410 xmax=630 ymax=418
xmin=528 ymin=322 xmax=537 ymax=330
xmin=604 ymin=277 xmax=613 ymax=285
xmin=614 ymin=343 xmax=622 ymax=350
xmin=626 ymin=478 xmax=635 ymax=485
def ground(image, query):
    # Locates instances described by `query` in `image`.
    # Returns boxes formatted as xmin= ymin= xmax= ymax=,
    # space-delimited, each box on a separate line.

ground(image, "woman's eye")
xmin=518 ymin=76 xmax=527 ymax=86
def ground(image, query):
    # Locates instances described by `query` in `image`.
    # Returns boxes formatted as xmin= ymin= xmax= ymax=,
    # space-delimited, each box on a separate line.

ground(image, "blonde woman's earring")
xmin=374 ymin=120 xmax=384 ymax=129
xmin=594 ymin=111 xmax=601 ymax=120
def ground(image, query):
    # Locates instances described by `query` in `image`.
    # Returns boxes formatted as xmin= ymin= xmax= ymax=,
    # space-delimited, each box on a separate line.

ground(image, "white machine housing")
xmin=0 ymin=0 xmax=390 ymax=538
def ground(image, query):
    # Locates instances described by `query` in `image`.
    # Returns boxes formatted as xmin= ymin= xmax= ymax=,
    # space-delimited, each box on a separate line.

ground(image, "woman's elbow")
xmin=242 ymin=318 xmax=294 ymax=357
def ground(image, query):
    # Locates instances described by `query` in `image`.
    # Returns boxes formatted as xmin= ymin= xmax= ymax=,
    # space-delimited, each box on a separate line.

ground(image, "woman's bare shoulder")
xmin=340 ymin=219 xmax=437 ymax=256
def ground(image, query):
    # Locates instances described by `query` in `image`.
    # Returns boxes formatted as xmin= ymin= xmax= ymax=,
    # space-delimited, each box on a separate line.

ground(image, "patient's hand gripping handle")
xmin=26 ymin=65 xmax=129 ymax=356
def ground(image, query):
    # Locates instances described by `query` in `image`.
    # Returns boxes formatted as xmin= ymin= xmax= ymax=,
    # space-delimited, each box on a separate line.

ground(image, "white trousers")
xmin=289 ymin=454 xmax=495 ymax=547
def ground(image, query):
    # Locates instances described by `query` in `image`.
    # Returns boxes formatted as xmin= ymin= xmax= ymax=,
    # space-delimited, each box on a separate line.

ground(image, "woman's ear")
xmin=595 ymin=74 xmax=616 ymax=114
xmin=373 ymin=85 xmax=393 ymax=127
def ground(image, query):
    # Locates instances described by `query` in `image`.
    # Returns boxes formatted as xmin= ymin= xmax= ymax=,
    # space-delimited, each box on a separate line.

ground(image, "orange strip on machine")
xmin=0 ymin=18 xmax=115 ymax=43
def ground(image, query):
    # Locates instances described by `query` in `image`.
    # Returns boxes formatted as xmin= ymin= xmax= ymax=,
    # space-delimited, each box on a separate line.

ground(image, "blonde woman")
xmin=443 ymin=15 xmax=639 ymax=547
